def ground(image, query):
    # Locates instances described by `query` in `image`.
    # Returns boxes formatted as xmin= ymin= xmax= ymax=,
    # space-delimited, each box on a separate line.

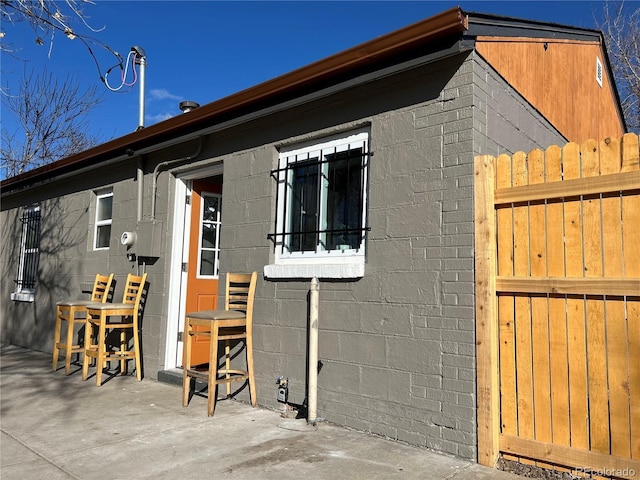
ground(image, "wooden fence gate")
xmin=475 ymin=133 xmax=640 ymax=478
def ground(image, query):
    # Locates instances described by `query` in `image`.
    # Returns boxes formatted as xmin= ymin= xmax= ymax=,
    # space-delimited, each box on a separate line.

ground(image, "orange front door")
xmin=185 ymin=179 xmax=222 ymax=366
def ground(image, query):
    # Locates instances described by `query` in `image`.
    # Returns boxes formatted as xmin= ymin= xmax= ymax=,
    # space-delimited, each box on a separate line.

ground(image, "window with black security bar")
xmin=15 ymin=206 xmax=41 ymax=292
xmin=269 ymin=139 xmax=370 ymax=255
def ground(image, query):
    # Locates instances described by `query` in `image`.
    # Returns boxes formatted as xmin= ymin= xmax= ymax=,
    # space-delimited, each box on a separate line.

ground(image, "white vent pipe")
xmin=308 ymin=277 xmax=319 ymax=424
xmin=131 ymin=45 xmax=147 ymax=130
xmin=137 ymin=54 xmax=146 ymax=130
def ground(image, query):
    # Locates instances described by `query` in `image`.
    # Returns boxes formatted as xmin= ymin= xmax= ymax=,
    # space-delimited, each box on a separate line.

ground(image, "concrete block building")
xmin=1 ymin=7 xmax=625 ymax=466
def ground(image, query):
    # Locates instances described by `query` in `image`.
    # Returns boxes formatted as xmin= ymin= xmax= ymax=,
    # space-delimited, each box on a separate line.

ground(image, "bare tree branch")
xmin=598 ymin=1 xmax=640 ymax=133
xmin=1 ymin=1 xmax=124 ymax=85
xmin=2 ymin=0 xmax=104 ymax=49
xmin=1 ymin=67 xmax=103 ymax=176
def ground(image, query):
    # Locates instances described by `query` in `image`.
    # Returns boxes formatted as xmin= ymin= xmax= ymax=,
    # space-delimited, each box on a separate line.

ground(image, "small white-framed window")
xmin=197 ymin=192 xmax=222 ymax=278
xmin=11 ymin=205 xmax=41 ymax=302
xmin=266 ymin=129 xmax=370 ymax=278
xmin=93 ymin=191 xmax=113 ymax=250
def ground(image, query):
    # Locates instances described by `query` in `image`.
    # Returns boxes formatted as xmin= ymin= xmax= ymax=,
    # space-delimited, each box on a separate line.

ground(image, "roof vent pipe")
xmin=131 ymin=45 xmax=147 ymax=131
xmin=179 ymin=101 xmax=200 ymax=113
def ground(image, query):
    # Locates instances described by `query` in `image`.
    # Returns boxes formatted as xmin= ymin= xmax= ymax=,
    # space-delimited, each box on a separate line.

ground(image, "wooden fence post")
xmin=474 ymin=155 xmax=499 ymax=467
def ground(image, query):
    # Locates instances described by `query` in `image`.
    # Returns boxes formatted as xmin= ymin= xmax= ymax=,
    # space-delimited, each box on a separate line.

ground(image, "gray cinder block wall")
xmin=222 ymin=52 xmax=565 ymax=460
xmin=0 ymin=162 xmax=168 ymax=377
xmin=0 ymin=50 xmax=565 ymax=461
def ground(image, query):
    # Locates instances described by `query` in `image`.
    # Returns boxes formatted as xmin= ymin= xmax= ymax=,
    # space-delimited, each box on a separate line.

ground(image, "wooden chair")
xmin=53 ymin=273 xmax=114 ymax=375
xmin=82 ymin=273 xmax=148 ymax=386
xmin=182 ymin=272 xmax=258 ymax=416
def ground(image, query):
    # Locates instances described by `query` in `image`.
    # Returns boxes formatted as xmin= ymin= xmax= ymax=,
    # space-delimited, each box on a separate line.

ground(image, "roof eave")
xmin=466 ymin=11 xmax=602 ymax=41
xmin=1 ymin=6 xmax=467 ymax=193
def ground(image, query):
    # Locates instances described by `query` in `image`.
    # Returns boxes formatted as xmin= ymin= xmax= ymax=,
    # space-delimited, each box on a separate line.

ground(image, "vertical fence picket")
xmin=497 ymin=153 xmax=517 ymax=460
xmin=562 ymin=142 xmax=591 ymax=452
xmin=528 ymin=149 xmax=552 ymax=453
xmin=545 ymin=145 xmax=571 ymax=475
xmin=582 ymin=139 xmax=610 ymax=456
xmin=528 ymin=149 xmax=554 ymax=471
xmin=621 ymin=133 xmax=640 ymax=459
xmin=513 ymin=151 xmax=535 ymax=450
xmin=600 ymin=137 xmax=631 ymax=459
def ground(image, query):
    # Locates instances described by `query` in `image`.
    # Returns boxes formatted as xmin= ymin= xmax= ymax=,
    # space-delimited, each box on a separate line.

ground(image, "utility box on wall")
xmin=136 ymin=221 xmax=163 ymax=257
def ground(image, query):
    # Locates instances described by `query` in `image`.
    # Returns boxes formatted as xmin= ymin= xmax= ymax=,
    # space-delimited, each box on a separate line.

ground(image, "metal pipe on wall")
xmin=150 ymin=137 xmax=203 ymax=220
xmin=133 ymin=46 xmax=147 ymax=223
xmin=308 ymin=277 xmax=319 ymax=424
xmin=137 ymin=159 xmax=144 ymax=222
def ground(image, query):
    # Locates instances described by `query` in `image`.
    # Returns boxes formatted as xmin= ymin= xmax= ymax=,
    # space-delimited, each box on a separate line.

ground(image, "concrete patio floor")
xmin=0 ymin=343 xmax=522 ymax=480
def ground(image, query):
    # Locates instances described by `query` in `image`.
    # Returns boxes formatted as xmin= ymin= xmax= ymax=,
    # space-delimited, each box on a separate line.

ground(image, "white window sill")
xmin=264 ymin=262 xmax=364 ymax=279
xmin=11 ymin=292 xmax=35 ymax=302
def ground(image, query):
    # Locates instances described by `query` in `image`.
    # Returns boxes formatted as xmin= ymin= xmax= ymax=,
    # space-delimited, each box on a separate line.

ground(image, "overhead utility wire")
xmin=104 ymin=50 xmax=140 ymax=92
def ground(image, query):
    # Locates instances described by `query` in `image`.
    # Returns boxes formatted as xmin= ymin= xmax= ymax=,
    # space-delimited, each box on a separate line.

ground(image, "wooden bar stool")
xmin=53 ymin=273 xmax=114 ymax=375
xmin=82 ymin=273 xmax=147 ymax=386
xmin=182 ymin=272 xmax=258 ymax=416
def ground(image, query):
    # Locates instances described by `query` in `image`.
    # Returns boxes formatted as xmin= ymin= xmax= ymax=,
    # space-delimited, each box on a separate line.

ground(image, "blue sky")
xmin=0 ymin=1 xmax=625 ymax=144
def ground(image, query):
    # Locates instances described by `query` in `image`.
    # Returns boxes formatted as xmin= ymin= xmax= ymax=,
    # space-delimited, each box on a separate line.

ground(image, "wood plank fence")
xmin=475 ymin=133 xmax=640 ymax=479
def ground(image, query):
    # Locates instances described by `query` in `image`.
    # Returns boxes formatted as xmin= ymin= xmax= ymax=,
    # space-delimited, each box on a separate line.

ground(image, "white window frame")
xmin=265 ymin=129 xmax=369 ymax=279
xmin=93 ymin=191 xmax=113 ymax=250
xmin=11 ymin=205 xmax=41 ymax=302
xmin=196 ymin=191 xmax=222 ymax=279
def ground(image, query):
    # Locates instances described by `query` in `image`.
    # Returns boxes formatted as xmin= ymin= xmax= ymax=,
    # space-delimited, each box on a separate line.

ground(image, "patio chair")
xmin=53 ymin=273 xmax=114 ymax=375
xmin=182 ymin=272 xmax=258 ymax=416
xmin=82 ymin=273 xmax=148 ymax=386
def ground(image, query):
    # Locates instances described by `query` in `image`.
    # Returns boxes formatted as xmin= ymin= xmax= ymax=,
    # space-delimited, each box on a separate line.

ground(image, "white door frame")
xmin=164 ymin=163 xmax=224 ymax=369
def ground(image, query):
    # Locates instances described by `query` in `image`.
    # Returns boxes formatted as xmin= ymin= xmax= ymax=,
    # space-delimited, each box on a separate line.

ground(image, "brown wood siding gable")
xmin=476 ymin=37 xmax=625 ymax=143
